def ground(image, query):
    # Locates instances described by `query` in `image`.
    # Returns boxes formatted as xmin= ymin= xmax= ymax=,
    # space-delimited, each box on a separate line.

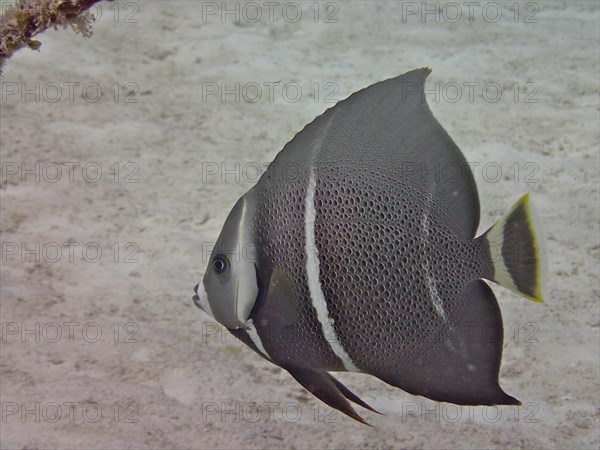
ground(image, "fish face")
xmin=194 ymin=196 xmax=259 ymax=330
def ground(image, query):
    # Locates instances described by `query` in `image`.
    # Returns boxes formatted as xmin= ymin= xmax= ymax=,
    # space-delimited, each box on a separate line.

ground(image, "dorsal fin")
xmin=270 ymin=68 xmax=480 ymax=239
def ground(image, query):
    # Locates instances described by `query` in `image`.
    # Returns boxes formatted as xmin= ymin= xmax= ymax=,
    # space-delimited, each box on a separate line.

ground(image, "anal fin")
xmin=286 ymin=366 xmax=379 ymax=425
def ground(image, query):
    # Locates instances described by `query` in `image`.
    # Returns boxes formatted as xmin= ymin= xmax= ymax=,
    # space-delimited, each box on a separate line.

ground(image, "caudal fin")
xmin=482 ymin=194 xmax=547 ymax=303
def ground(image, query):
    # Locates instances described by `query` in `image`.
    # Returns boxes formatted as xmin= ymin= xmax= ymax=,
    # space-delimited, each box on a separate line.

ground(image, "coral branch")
xmin=0 ymin=0 xmax=103 ymax=74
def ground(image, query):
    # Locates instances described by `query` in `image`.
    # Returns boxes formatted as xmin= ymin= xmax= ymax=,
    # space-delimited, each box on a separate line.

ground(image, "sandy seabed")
xmin=1 ymin=1 xmax=598 ymax=448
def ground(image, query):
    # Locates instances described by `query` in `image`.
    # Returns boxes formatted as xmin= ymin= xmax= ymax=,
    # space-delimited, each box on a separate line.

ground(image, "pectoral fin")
xmin=286 ymin=366 xmax=380 ymax=426
xmin=262 ymin=266 xmax=300 ymax=328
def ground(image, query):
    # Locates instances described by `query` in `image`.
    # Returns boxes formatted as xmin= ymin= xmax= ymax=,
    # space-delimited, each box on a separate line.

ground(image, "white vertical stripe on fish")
xmin=245 ymin=319 xmax=273 ymax=362
xmin=421 ymin=201 xmax=448 ymax=322
xmin=304 ymin=167 xmax=360 ymax=372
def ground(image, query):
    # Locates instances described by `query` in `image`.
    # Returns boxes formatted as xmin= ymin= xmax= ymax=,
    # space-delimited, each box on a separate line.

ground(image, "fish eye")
xmin=213 ymin=254 xmax=229 ymax=274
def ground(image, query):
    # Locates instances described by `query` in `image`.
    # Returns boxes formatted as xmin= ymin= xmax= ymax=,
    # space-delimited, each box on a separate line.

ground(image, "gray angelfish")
xmin=193 ymin=68 xmax=547 ymax=425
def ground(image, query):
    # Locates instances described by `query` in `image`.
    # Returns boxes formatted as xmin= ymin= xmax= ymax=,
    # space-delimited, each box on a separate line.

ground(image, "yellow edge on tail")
xmin=524 ymin=193 xmax=548 ymax=303
xmin=487 ymin=193 xmax=547 ymax=303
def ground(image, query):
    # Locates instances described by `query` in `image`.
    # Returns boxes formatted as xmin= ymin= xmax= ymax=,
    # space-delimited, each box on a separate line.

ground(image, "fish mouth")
xmin=192 ymin=282 xmax=215 ymax=319
xmin=192 ymin=294 xmax=202 ymax=309
xmin=192 ymin=283 xmax=202 ymax=309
